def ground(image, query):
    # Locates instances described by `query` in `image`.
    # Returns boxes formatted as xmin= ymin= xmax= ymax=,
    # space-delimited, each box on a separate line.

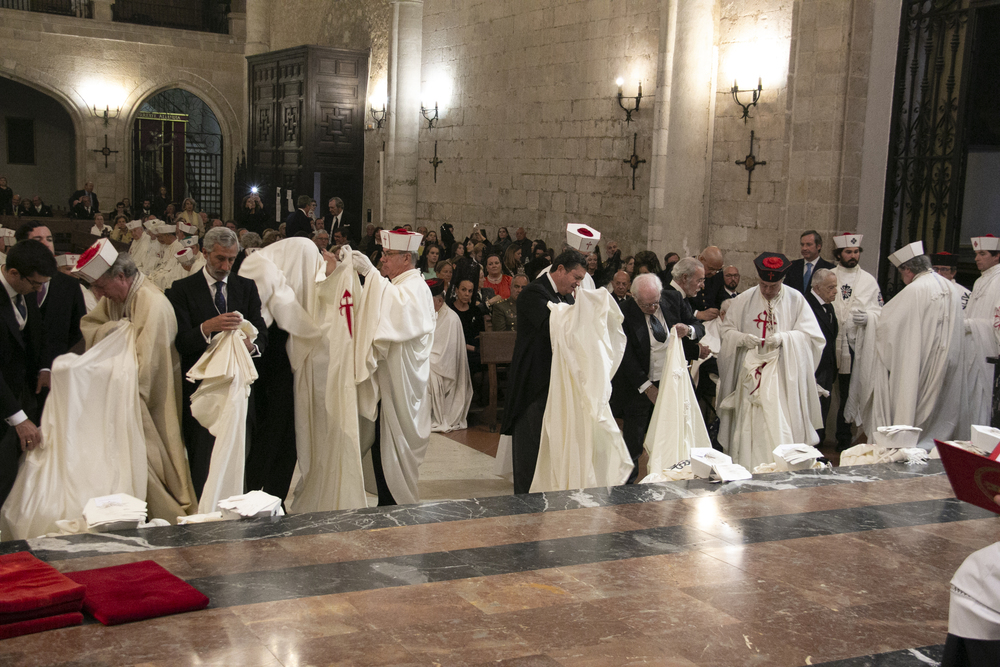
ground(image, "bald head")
xmin=612 ymin=270 xmax=631 ymax=298
xmin=698 ymin=246 xmax=724 ymax=277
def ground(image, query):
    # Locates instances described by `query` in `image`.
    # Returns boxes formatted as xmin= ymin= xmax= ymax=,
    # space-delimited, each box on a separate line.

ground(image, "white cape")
xmin=961 ymin=264 xmax=1000 ymax=427
xmin=239 ymin=239 xmax=367 ymax=512
xmin=429 ymin=305 xmax=473 ymax=432
xmin=831 ymin=265 xmax=882 ymax=373
xmin=187 ymin=320 xmax=259 ymax=515
xmin=644 ymin=333 xmax=712 ymax=473
xmin=0 ymin=322 xmax=146 ymax=540
xmin=530 ymin=288 xmax=632 ymax=493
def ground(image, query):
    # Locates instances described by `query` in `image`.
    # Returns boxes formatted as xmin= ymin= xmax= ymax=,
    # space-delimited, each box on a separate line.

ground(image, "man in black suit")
xmin=786 ymin=230 xmax=835 ymax=293
xmin=14 ymin=222 xmax=87 ymax=408
xmin=0 ymin=240 xmax=56 ymax=507
xmin=612 ymin=272 xmax=704 ymax=482
xmin=69 ymin=181 xmax=99 ymax=213
xmin=688 ymin=246 xmax=732 ymax=318
xmin=285 ymin=195 xmax=316 ymax=239
xmin=663 ymin=257 xmax=711 ymax=362
xmin=610 ymin=270 xmax=632 ymax=307
xmin=722 ymin=265 xmax=741 ymax=299
xmin=30 ymin=197 xmax=53 ymax=218
xmin=166 ymin=227 xmax=268 ymax=499
xmin=70 ymin=194 xmax=96 ymax=220
xmin=501 ymin=249 xmax=587 ymax=494
xmin=321 ymin=197 xmax=352 ymax=242
xmin=805 ymin=268 xmax=839 ymax=444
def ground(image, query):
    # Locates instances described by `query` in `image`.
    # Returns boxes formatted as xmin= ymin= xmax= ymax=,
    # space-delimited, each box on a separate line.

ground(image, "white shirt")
xmin=199 ymin=267 xmax=228 ymax=343
xmin=646 ymin=309 xmax=670 ymax=384
xmin=0 ymin=269 xmax=28 ymax=425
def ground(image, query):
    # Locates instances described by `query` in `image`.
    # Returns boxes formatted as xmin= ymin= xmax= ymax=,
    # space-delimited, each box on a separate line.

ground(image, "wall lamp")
xmin=370 ymin=103 xmax=386 ymax=130
xmin=731 ymin=78 xmax=762 ymax=124
xmin=421 ymin=101 xmax=439 ymax=129
xmin=91 ymin=104 xmax=121 ymax=127
xmin=616 ymin=78 xmax=642 ymax=125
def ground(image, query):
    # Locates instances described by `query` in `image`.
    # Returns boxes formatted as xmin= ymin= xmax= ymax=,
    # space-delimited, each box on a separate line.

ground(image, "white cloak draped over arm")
xmin=428 ymin=306 xmax=473 ymax=432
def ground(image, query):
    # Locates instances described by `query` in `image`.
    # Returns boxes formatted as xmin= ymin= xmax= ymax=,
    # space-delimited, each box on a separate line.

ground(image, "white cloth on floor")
xmin=838 ymin=443 xmax=929 ymax=466
xmin=949 ymin=541 xmax=1000 ymax=640
xmin=643 ymin=332 xmax=712 ymax=474
xmin=187 ymin=319 xmax=259 ymax=514
xmin=530 ymin=288 xmax=632 ymax=493
xmin=0 ymin=322 xmax=146 ymax=540
xmin=494 ymin=434 xmax=513 ymax=480
xmin=428 ymin=305 xmax=473 ymax=432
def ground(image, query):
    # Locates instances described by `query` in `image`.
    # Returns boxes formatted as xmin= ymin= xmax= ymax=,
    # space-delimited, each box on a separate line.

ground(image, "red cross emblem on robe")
xmin=340 ymin=289 xmax=354 ymax=338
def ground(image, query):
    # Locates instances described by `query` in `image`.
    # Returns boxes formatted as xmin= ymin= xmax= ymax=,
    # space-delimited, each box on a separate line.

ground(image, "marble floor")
xmin=1 ymin=449 xmax=998 ymax=665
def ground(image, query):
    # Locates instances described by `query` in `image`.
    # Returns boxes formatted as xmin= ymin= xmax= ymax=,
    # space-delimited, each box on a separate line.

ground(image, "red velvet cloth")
xmin=0 ymin=613 xmax=84 ymax=640
xmin=0 ymin=552 xmax=86 ymax=614
xmin=65 ymin=560 xmax=209 ymax=626
xmin=0 ymin=600 xmax=83 ymax=625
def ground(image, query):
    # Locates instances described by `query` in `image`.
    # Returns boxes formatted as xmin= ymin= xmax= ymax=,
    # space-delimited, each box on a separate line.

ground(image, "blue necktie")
xmin=649 ymin=315 xmax=667 ymax=343
xmin=14 ymin=294 xmax=26 ymax=320
xmin=803 ymin=262 xmax=814 ymax=289
xmin=214 ymin=281 xmax=226 ymax=314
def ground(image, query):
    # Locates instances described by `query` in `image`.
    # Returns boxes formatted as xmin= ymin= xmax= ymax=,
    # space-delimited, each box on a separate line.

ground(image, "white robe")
xmin=717 ymin=285 xmax=825 ymax=470
xmin=142 ymin=239 xmax=174 ymax=279
xmin=961 ymin=264 xmax=1000 ymax=427
xmin=129 ymin=234 xmax=155 ymax=274
xmin=0 ymin=322 xmax=146 ymax=539
xmin=846 ymin=270 xmax=965 ymax=447
xmin=832 ymin=264 xmax=882 ymax=373
xmin=150 ymin=252 xmax=206 ymax=292
xmin=354 ymin=267 xmax=435 ymax=505
xmin=239 ymin=239 xmax=367 ymax=512
xmin=530 ymin=288 xmax=632 ymax=493
xmin=428 ymin=305 xmax=473 ymax=432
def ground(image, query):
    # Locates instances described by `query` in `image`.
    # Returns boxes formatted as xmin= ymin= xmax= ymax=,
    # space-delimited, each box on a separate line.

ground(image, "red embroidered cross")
xmin=750 ymin=362 xmax=768 ymax=395
xmin=340 ymin=289 xmax=354 ymax=338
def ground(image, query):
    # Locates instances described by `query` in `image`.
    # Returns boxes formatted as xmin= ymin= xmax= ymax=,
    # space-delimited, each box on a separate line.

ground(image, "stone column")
xmin=647 ymin=0 xmax=717 ymax=257
xmin=385 ymin=0 xmax=423 ymax=228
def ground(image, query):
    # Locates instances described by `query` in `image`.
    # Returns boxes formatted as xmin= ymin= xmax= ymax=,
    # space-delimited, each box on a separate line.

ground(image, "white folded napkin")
xmin=82 ymin=493 xmax=147 ymax=532
xmin=217 ymin=490 xmax=285 ymax=519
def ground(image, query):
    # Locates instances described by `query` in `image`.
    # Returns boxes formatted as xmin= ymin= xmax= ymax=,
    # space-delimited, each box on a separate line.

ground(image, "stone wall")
xmin=417 ymin=0 xmax=660 ymax=255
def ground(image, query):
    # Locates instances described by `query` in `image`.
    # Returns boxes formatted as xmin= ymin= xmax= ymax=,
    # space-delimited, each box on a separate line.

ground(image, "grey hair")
xmin=203 ymin=227 xmax=238 ymax=253
xmin=631 ymin=272 xmax=663 ymax=299
xmin=328 ymin=196 xmax=344 ymax=210
xmin=671 ymin=257 xmax=703 ymax=282
xmin=812 ymin=267 xmax=836 ymax=285
xmin=241 ymin=232 xmax=262 ymax=249
xmin=313 ymin=229 xmax=330 ymax=238
xmin=103 ymin=252 xmax=138 ymax=281
xmin=900 ymin=255 xmax=932 ymax=274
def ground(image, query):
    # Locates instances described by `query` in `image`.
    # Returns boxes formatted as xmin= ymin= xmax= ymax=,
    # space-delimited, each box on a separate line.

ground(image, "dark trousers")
xmin=370 ymin=403 xmax=396 ymax=506
xmin=512 ymin=397 xmax=546 ymax=494
xmin=835 ymin=372 xmax=853 ymax=449
xmin=942 ymin=633 xmax=1000 ymax=667
xmin=621 ymin=384 xmax=657 ymax=484
xmin=245 ymin=326 xmax=297 ymax=503
xmin=0 ymin=389 xmax=35 ymax=508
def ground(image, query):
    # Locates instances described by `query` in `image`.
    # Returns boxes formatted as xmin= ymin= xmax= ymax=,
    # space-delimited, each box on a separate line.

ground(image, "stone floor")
xmin=2 ymin=451 xmax=997 ymax=667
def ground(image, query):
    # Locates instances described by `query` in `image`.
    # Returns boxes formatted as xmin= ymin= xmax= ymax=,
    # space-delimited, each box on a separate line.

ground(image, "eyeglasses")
xmin=25 ymin=277 xmax=49 ymax=289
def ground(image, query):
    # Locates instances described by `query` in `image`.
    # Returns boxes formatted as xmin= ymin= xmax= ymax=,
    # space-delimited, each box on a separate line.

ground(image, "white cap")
xmin=972 ymin=235 xmax=1000 ymax=252
xmin=152 ymin=223 xmax=177 ymax=235
xmin=888 ymin=241 xmax=924 ymax=268
xmin=379 ymin=229 xmax=423 ymax=252
xmin=126 ymin=219 xmax=143 ymax=230
xmin=72 ymin=238 xmax=119 ymax=283
xmin=970 ymin=425 xmax=1000 ymax=456
xmin=178 ymin=222 xmax=198 ymax=235
xmin=180 ymin=236 xmax=199 ymax=248
xmin=56 ymin=254 xmax=79 ymax=268
xmin=143 ymin=218 xmax=160 ymax=232
xmin=833 ymin=233 xmax=863 ymax=249
xmin=566 ymin=224 xmax=601 ymax=253
xmin=0 ymin=227 xmax=14 ymax=240
xmin=176 ymin=248 xmax=194 ymax=264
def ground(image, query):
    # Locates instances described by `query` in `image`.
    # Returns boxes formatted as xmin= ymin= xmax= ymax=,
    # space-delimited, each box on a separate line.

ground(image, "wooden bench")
xmin=479 ymin=330 xmax=517 ymax=431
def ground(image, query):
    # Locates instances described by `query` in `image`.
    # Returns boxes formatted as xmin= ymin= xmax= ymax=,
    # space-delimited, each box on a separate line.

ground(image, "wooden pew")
xmin=478 ymin=330 xmax=517 ymax=431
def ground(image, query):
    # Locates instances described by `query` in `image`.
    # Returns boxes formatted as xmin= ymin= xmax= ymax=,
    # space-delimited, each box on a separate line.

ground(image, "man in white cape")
xmin=830 ymin=233 xmax=882 ymax=451
xmin=77 ymin=241 xmax=197 ymax=521
xmin=847 ymin=241 xmax=966 ymax=447
xmin=717 ymin=252 xmax=825 ymax=471
xmin=350 ymin=229 xmax=435 ymax=506
xmin=427 ymin=278 xmax=473 ymax=432
xmin=961 ymin=236 xmax=1000 ymax=427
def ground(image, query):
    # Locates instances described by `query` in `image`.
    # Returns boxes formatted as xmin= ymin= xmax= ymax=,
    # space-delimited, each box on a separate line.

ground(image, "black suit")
xmin=69 ymin=189 xmax=99 ymax=213
xmin=166 ymin=271 xmax=268 ymax=498
xmin=32 ymin=204 xmax=53 ymax=218
xmin=689 ymin=271 xmax=732 ymax=313
xmin=321 ymin=212 xmax=350 ymax=241
xmin=501 ymin=275 xmax=572 ymax=493
xmin=0 ymin=285 xmax=45 ymax=507
xmin=785 ymin=258 xmax=835 ymax=293
xmin=70 ymin=203 xmax=95 ymax=220
xmin=285 ymin=209 xmax=313 ymax=239
xmin=806 ymin=290 xmax=838 ymax=444
xmin=151 ymin=194 xmax=169 ymax=218
xmin=611 ymin=291 xmax=704 ymax=480
xmin=35 ymin=272 xmax=86 ymax=408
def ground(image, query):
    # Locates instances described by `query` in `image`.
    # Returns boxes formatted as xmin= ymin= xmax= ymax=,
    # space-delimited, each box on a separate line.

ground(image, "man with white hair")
xmin=611 ymin=272 xmax=702 ymax=482
xmin=848 ymin=242 xmax=966 ymax=446
xmin=78 ymin=243 xmax=196 ymax=521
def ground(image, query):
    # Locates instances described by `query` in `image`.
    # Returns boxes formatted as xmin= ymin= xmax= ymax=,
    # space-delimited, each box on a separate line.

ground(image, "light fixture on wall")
xmin=370 ymin=103 xmax=386 ymax=130
xmin=731 ymin=78 xmax=762 ymax=124
xmin=369 ymin=82 xmax=387 ymax=130
xmin=421 ymin=101 xmax=439 ymax=129
xmin=616 ymin=78 xmax=642 ymax=125
xmin=90 ymin=104 xmax=121 ymax=127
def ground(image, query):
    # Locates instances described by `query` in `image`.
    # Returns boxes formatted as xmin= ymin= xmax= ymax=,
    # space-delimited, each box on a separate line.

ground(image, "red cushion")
xmin=64 ymin=560 xmax=209 ymax=626
xmin=0 ymin=600 xmax=83 ymax=625
xmin=0 ymin=552 xmax=86 ymax=614
xmin=0 ymin=613 xmax=83 ymax=640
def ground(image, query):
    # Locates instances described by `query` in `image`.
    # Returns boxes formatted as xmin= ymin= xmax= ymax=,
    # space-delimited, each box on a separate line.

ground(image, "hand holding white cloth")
xmin=352 ymin=250 xmax=375 ymax=276
xmin=739 ymin=333 xmax=762 ymax=349
xmin=764 ymin=332 xmax=783 ymax=349
xmin=852 ymin=310 xmax=868 ymax=325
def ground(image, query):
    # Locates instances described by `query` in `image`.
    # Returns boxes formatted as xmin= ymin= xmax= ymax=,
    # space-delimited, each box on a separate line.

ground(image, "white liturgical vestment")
xmin=717 ymin=285 xmax=825 ymax=470
xmin=354 ymin=267 xmax=435 ymax=506
xmin=961 ymin=263 xmax=1000 ymax=427
xmin=530 ymin=288 xmax=632 ymax=493
xmin=1 ymin=322 xmax=146 ymax=539
xmin=428 ymin=305 xmax=473 ymax=432
xmin=831 ymin=264 xmax=882 ymax=373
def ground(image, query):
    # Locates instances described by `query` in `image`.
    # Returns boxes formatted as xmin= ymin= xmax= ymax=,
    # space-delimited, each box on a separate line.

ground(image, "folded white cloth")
xmin=83 ymin=493 xmax=147 ymax=531
xmin=177 ymin=512 xmax=227 ymax=525
xmin=217 ymin=490 xmax=285 ymax=518
xmin=839 ymin=444 xmax=929 ymax=466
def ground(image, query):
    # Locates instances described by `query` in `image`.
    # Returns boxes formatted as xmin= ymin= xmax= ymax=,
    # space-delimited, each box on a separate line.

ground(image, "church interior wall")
xmin=0 ymin=77 xmax=76 ymax=210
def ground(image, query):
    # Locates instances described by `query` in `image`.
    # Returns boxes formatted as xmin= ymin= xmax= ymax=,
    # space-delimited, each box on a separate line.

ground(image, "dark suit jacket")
xmin=70 ymin=203 xmax=95 ymax=220
xmin=805 ymin=291 xmax=838 ymax=391
xmin=785 ymin=257 xmax=835 ymax=293
xmin=32 ymin=204 xmax=53 ymax=218
xmin=70 ymin=189 xmax=99 ymax=213
xmin=0 ymin=288 xmax=44 ymax=422
xmin=321 ymin=213 xmax=350 ymax=240
xmin=285 ymin=210 xmax=314 ymax=239
xmin=611 ymin=290 xmax=705 ymax=416
xmin=151 ymin=195 xmax=169 ymax=218
xmin=689 ymin=271 xmax=732 ymax=312
xmin=39 ymin=271 xmax=86 ymax=363
xmin=662 ymin=285 xmax=708 ymax=361
xmin=500 ymin=276 xmax=572 ymax=435
xmin=166 ymin=271 xmax=268 ymax=383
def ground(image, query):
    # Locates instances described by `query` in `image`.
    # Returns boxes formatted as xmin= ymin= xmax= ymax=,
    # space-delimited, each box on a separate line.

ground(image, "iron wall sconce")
xmin=91 ymin=105 xmax=121 ymax=127
xmin=421 ymin=101 xmax=438 ymax=129
xmin=616 ymin=78 xmax=642 ymax=125
xmin=370 ymin=103 xmax=386 ymax=130
xmin=731 ymin=78 xmax=762 ymax=124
